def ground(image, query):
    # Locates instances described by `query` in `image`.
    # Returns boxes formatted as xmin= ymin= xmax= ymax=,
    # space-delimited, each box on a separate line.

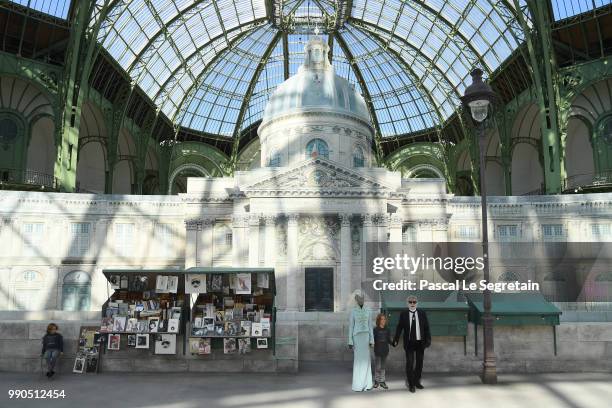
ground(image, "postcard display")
xmin=100 ymin=272 xmax=185 ymax=360
xmin=73 ymin=326 xmax=103 ymax=374
xmin=188 ymin=271 xmax=275 ymax=358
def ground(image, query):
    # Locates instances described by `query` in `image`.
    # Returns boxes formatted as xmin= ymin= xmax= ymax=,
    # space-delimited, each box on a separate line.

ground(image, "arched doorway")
xmin=61 ymin=271 xmax=91 ymax=311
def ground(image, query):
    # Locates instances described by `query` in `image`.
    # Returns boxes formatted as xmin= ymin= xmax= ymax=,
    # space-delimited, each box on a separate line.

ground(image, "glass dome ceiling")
xmin=96 ymin=0 xmax=530 ymax=138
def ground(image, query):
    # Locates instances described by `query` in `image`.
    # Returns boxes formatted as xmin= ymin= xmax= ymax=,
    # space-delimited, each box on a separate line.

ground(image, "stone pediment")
xmin=243 ymin=158 xmax=393 ymax=196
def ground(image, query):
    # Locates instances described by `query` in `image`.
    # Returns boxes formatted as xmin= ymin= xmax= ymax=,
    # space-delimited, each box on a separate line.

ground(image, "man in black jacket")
xmin=392 ymin=295 xmax=431 ymax=393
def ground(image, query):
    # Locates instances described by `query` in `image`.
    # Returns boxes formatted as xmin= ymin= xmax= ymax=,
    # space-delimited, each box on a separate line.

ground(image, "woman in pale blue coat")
xmin=348 ymin=290 xmax=374 ymax=391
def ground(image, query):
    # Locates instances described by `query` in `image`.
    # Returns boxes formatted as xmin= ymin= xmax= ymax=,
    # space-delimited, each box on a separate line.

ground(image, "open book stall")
xmin=100 ymin=269 xmax=187 ymax=356
xmin=185 ymin=267 xmax=276 ymax=357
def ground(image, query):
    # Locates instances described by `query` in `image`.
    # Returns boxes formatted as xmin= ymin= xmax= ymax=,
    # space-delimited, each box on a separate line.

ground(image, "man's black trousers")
xmin=404 ymin=343 xmax=424 ymax=386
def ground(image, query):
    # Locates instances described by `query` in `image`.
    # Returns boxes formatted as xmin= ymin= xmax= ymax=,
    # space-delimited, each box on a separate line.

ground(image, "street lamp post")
xmin=461 ymin=68 xmax=498 ymax=385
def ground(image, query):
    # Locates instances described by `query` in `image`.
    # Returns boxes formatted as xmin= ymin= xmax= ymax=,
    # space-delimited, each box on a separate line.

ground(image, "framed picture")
xmin=107 ymin=334 xmax=121 ymax=350
xmin=155 ymin=275 xmax=168 ymax=293
xmin=238 ymin=338 xmax=251 ymax=354
xmin=167 ymin=276 xmax=178 ymax=294
xmin=189 ymin=338 xmax=200 ymax=354
xmin=73 ymin=356 xmax=85 ymax=373
xmin=93 ymin=333 xmax=106 ymax=345
xmin=224 ymin=321 xmax=239 ymax=336
xmin=108 ymin=275 xmax=120 ymax=290
xmin=125 ymin=318 xmax=138 ymax=332
xmin=78 ymin=327 xmax=97 ymax=349
xmin=100 ymin=317 xmax=113 ymax=333
xmin=185 ymin=274 xmax=206 ymax=294
xmin=85 ymin=355 xmax=98 ymax=373
xmin=198 ymin=338 xmax=211 ymax=355
xmin=135 ymin=334 xmax=149 ymax=349
xmin=251 ymin=323 xmax=262 ymax=337
xmin=168 ymin=318 xmax=179 ymax=333
xmin=210 ymin=275 xmax=222 ymax=292
xmin=154 ymin=334 xmax=176 ymax=355
xmin=235 ymin=273 xmax=251 ymax=294
xmin=257 ymin=338 xmax=268 ymax=349
xmin=148 ymin=318 xmax=159 ymax=333
xmin=240 ymin=321 xmax=252 ymax=336
xmin=223 ymin=337 xmax=237 ymax=354
xmin=137 ymin=320 xmax=148 ymax=333
xmin=113 ymin=316 xmax=126 ymax=332
xmin=257 ymin=273 xmax=269 ymax=289
xmin=127 ymin=334 xmax=136 ymax=347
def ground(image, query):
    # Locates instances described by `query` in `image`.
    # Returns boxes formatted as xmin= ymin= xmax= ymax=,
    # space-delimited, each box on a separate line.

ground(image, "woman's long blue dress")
xmin=348 ymin=305 xmax=374 ymax=391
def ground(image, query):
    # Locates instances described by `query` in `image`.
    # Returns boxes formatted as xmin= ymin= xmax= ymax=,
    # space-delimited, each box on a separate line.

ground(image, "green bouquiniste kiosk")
xmin=381 ymin=290 xmax=562 ymax=355
xmin=101 ymin=267 xmax=277 ymax=356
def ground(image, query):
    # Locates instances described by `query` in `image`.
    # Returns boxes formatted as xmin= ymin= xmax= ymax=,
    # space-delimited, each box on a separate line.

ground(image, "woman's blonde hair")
xmin=46 ymin=323 xmax=58 ymax=334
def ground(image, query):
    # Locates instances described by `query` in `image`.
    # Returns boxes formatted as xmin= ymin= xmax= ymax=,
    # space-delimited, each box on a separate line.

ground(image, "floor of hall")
xmin=1 ymin=363 xmax=610 ymax=408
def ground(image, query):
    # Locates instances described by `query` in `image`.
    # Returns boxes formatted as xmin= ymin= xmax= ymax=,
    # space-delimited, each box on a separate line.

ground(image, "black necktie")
xmin=409 ymin=311 xmax=416 ymax=341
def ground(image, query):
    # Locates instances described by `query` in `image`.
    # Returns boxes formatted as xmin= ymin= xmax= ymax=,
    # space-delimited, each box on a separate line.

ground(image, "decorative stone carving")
xmin=361 ymin=214 xmax=374 ymax=226
xmin=339 ymin=213 xmax=351 ymax=227
xmin=351 ymin=223 xmax=361 ymax=256
xmin=245 ymin=159 xmax=390 ymax=194
xmin=298 ymin=215 xmax=339 ymax=261
xmin=276 ymin=219 xmax=287 ymax=256
xmin=249 ymin=214 xmax=262 ymax=226
xmin=264 ymin=214 xmax=277 ymax=225
xmin=185 ymin=219 xmax=200 ymax=230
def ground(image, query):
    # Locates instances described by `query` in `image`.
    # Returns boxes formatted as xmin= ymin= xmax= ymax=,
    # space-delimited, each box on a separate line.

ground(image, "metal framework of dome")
xmin=91 ymin=0 xmax=536 ymax=140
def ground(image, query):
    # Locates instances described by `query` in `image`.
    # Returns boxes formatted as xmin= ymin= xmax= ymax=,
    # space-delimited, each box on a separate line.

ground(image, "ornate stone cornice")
xmin=390 ymin=214 xmax=403 ymax=226
xmin=264 ymin=214 xmax=277 ymax=225
xmin=231 ymin=215 xmax=249 ymax=227
xmin=258 ymin=110 xmax=374 ymax=134
xmin=185 ymin=219 xmax=201 ymax=230
xmin=361 ymin=214 xmax=374 ymax=226
xmin=249 ymin=214 xmax=262 ymax=226
xmin=287 ymin=214 xmax=299 ymax=225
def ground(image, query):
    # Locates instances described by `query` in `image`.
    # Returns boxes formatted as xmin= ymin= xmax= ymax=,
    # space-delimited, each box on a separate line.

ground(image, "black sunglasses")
xmin=408 ymin=301 xmax=417 ymax=304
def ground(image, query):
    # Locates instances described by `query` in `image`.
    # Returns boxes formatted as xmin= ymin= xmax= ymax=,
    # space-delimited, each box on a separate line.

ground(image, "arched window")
xmin=306 ymin=138 xmax=329 ymax=159
xmin=353 ymin=146 xmax=365 ymax=168
xmin=268 ymin=151 xmax=281 ymax=167
xmin=23 ymin=270 xmax=38 ymax=282
xmin=0 ymin=116 xmax=19 ymax=145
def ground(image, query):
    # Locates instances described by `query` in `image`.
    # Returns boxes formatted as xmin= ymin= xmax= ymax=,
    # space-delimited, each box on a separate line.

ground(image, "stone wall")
xmin=1 ymin=317 xmax=611 ymax=374
xmin=0 ymin=321 xmax=298 ymax=373
xmin=284 ymin=312 xmax=612 ymax=373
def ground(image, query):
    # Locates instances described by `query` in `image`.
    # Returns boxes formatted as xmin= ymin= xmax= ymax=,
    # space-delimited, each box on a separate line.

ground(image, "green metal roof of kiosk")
xmin=381 ymin=291 xmax=469 ymax=337
xmin=465 ymin=292 xmax=561 ymax=326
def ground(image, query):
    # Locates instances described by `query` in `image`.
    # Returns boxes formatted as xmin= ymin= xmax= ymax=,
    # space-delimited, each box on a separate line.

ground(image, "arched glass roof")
xmin=96 ymin=0 xmax=530 ymax=138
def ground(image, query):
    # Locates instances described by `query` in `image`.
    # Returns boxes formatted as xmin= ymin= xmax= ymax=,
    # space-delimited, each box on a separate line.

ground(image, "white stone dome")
xmin=260 ymin=36 xmax=370 ymax=127
xmin=257 ymin=35 xmax=374 ymax=169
